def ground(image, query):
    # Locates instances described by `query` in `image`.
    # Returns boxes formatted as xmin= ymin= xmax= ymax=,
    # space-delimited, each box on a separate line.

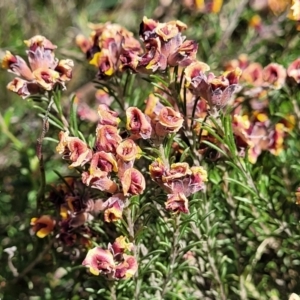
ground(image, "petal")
xmin=262 ymin=63 xmax=286 ymax=89
xmin=165 ymin=193 xmax=189 ymax=214
xmin=32 ymin=68 xmax=60 ymax=90
xmin=7 ymin=78 xmax=31 ymax=98
xmin=24 ymin=35 xmax=57 ymax=50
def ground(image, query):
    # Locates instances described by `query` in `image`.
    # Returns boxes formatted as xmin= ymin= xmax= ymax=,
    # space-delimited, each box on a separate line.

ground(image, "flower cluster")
xmin=56 ymin=105 xmax=150 ymax=222
xmin=82 ymin=236 xmax=138 ymax=279
xmin=77 ymin=17 xmax=198 ymax=75
xmin=2 ymin=35 xmax=73 ymax=98
xmin=49 ymin=177 xmax=100 ymax=246
xmin=30 ymin=178 xmax=99 ymax=249
xmin=224 ymin=54 xmax=297 ymax=163
xmin=226 ymin=53 xmax=300 ymax=89
xmin=76 ymin=23 xmax=142 ymax=79
xmin=122 ymin=17 xmax=198 ymax=73
xmin=184 ymin=61 xmax=242 ymax=111
xmin=232 ymin=113 xmax=290 ymax=163
xmin=149 ymin=160 xmax=207 ymax=213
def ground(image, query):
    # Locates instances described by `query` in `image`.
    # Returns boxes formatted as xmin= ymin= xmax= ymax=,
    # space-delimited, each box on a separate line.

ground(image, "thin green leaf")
xmin=225 ymin=177 xmax=257 ymax=196
xmin=201 ymin=140 xmax=228 ymax=157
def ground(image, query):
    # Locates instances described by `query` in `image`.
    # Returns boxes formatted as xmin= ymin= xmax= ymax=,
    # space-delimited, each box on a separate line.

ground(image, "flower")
xmin=76 ymin=23 xmax=142 ymax=78
xmin=95 ymin=125 xmax=122 ymax=153
xmin=249 ymin=15 xmax=263 ymax=32
xmin=82 ymin=236 xmax=138 ymax=279
xmin=262 ymin=63 xmax=286 ymax=89
xmin=115 ymin=255 xmax=138 ymax=279
xmin=155 ymin=107 xmax=184 ymax=136
xmin=163 ymin=163 xmax=192 ymax=181
xmin=97 ymin=104 xmax=120 ymax=126
xmin=30 ymin=215 xmax=55 ymax=238
xmin=3 ymin=35 xmax=73 ymax=98
xmin=165 ymin=193 xmax=189 ymax=214
xmin=149 ymin=160 xmax=207 ymax=212
xmin=56 ymin=131 xmax=93 ymax=168
xmin=102 ymin=193 xmax=126 ymax=223
xmin=144 ymin=93 xmax=165 ymax=119
xmin=268 ymin=123 xmax=286 ymax=156
xmin=134 ymin=17 xmax=197 ymax=72
xmin=287 ymin=58 xmax=300 ymax=83
xmin=289 ymin=0 xmax=300 ymax=21
xmin=126 ymin=107 xmax=152 ymax=139
xmin=185 ymin=61 xmax=241 ymax=109
xmin=183 ymin=0 xmax=223 ymax=13
xmin=149 ymin=158 xmax=167 ymax=182
xmin=82 ymin=247 xmax=115 ymax=276
xmin=82 ymin=170 xmax=118 ymax=194
xmin=121 ymin=168 xmax=146 ymax=196
xmin=104 ymin=203 xmax=123 ymax=223
xmin=122 ymin=17 xmax=198 ymax=73
xmin=110 ymin=236 xmax=134 ymax=256
xmin=184 ymin=61 xmax=210 ymax=91
xmin=241 ymin=62 xmax=264 ymax=86
xmin=90 ymin=151 xmax=118 ymax=174
xmin=295 ymin=187 xmax=300 ymax=205
xmin=116 ymin=139 xmax=140 ymax=162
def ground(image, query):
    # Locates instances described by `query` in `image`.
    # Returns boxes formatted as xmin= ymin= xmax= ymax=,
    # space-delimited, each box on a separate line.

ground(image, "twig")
xmin=36 ymin=98 xmax=53 ymax=213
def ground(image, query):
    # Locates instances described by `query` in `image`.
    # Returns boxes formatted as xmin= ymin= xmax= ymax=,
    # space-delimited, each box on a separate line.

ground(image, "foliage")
xmin=1 ymin=1 xmax=300 ymax=299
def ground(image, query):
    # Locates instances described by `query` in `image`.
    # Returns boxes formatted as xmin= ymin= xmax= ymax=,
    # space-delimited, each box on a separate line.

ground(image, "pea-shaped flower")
xmin=82 ymin=247 xmax=115 ymax=276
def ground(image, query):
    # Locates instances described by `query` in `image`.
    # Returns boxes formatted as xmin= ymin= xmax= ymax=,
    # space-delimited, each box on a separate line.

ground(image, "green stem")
xmin=161 ymin=214 xmax=181 ymax=298
xmin=0 ymin=112 xmax=23 ymax=150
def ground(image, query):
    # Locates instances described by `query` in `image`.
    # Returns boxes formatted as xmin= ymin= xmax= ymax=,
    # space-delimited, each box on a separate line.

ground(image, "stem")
xmin=36 ymin=98 xmax=53 ymax=213
xmin=161 ymin=214 xmax=180 ymax=298
xmin=109 ymin=282 xmax=117 ymax=300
